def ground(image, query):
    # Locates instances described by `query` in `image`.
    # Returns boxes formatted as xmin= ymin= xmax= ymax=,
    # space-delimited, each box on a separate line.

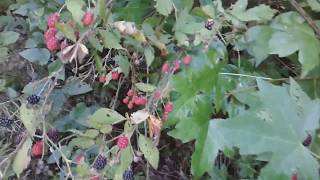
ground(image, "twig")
xmin=289 ymin=0 xmax=320 ymax=39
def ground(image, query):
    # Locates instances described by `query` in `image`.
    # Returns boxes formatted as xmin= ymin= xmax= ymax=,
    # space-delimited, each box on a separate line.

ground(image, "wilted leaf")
xmin=12 ymin=137 xmax=32 ymax=177
xmin=19 ymin=48 xmax=50 ymax=65
xmin=131 ymin=109 xmax=149 ymax=124
xmin=138 ymin=135 xmax=159 ymax=169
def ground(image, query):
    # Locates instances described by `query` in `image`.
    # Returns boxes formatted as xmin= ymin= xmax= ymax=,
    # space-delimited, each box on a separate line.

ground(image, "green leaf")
xmin=115 ymin=55 xmax=130 ymax=77
xmin=19 ymin=48 xmax=50 ymax=65
xmin=48 ymin=60 xmax=63 ymax=76
xmin=89 ymin=35 xmax=103 ymax=52
xmin=12 ymin=137 xmax=32 ymax=177
xmin=100 ymin=124 xmax=113 ymax=134
xmin=154 ymin=0 xmax=174 ymax=16
xmin=70 ymin=137 xmax=95 ymax=149
xmin=56 ymin=23 xmax=76 ymax=42
xmin=83 ymin=129 xmax=99 ymax=138
xmin=62 ymin=79 xmax=92 ymax=96
xmin=138 ymin=135 xmax=159 ymax=169
xmin=307 ymin=0 xmax=320 ymax=12
xmin=66 ymin=0 xmax=85 ymax=25
xmin=0 ymin=31 xmax=20 ymax=45
xmin=76 ymin=163 xmax=91 ymax=177
xmin=210 ymin=80 xmax=320 ymax=179
xmin=100 ymin=30 xmax=122 ymax=49
xmin=144 ymin=46 xmax=154 ymax=67
xmin=0 ymin=47 xmax=8 ymax=58
xmin=20 ymin=103 xmax=41 ymax=135
xmin=135 ymin=83 xmax=156 ymax=93
xmin=114 ymin=147 xmax=134 ymax=180
xmin=89 ymin=108 xmax=126 ymax=127
xmin=269 ymin=12 xmax=320 ymax=76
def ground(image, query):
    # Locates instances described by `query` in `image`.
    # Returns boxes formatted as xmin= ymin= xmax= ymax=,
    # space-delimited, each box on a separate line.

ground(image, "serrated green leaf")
xmin=114 ymin=147 xmax=133 ymax=180
xmin=48 ymin=60 xmax=63 ymax=76
xmin=89 ymin=35 xmax=103 ymax=52
xmin=100 ymin=30 xmax=122 ymax=49
xmin=70 ymin=137 xmax=95 ymax=149
xmin=100 ymin=124 xmax=113 ymax=134
xmin=0 ymin=31 xmax=20 ymax=45
xmin=135 ymin=83 xmax=156 ymax=93
xmin=83 ymin=129 xmax=99 ymax=138
xmin=138 ymin=135 xmax=159 ymax=169
xmin=144 ymin=46 xmax=154 ymax=67
xmin=89 ymin=108 xmax=126 ymax=126
xmin=19 ymin=48 xmax=50 ymax=65
xmin=66 ymin=0 xmax=85 ymax=25
xmin=154 ymin=0 xmax=174 ymax=16
xmin=56 ymin=23 xmax=76 ymax=42
xmin=12 ymin=137 xmax=32 ymax=177
xmin=115 ymin=55 xmax=130 ymax=77
xmin=20 ymin=103 xmax=41 ymax=135
xmin=269 ymin=12 xmax=320 ymax=76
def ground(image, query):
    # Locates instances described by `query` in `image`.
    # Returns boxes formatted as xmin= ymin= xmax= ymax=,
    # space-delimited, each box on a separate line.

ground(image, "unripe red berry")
xmin=74 ymin=153 xmax=85 ymax=164
xmin=32 ymin=140 xmax=44 ymax=157
xmin=173 ymin=60 xmax=180 ymax=73
xmin=154 ymin=90 xmax=161 ymax=100
xmin=291 ymin=173 xmax=298 ymax=180
xmin=127 ymin=89 xmax=134 ymax=97
xmin=46 ymin=37 xmax=60 ymax=51
xmin=47 ymin=13 xmax=60 ymax=28
xmin=44 ymin=28 xmax=57 ymax=40
xmin=99 ymin=75 xmax=106 ymax=83
xmin=82 ymin=11 xmax=94 ymax=26
xmin=134 ymin=97 xmax=147 ymax=106
xmin=117 ymin=135 xmax=129 ymax=149
xmin=122 ymin=97 xmax=129 ymax=104
xmin=164 ymin=102 xmax=173 ymax=113
xmin=183 ymin=55 xmax=192 ymax=65
xmin=162 ymin=113 xmax=168 ymax=121
xmin=90 ymin=176 xmax=100 ymax=180
xmin=112 ymin=71 xmax=119 ymax=80
xmin=127 ymin=101 xmax=134 ymax=109
xmin=161 ymin=63 xmax=169 ymax=73
xmin=60 ymin=40 xmax=68 ymax=50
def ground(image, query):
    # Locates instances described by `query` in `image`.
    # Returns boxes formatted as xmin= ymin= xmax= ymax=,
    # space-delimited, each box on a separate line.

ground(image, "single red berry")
xmin=82 ymin=11 xmax=94 ymax=26
xmin=112 ymin=71 xmax=119 ymax=80
xmin=122 ymin=97 xmax=129 ymax=104
xmin=127 ymin=101 xmax=134 ymax=109
xmin=90 ymin=176 xmax=100 ymax=180
xmin=99 ymin=75 xmax=106 ymax=83
xmin=161 ymin=63 xmax=169 ymax=73
xmin=164 ymin=102 xmax=173 ymax=113
xmin=74 ymin=153 xmax=85 ymax=164
xmin=183 ymin=55 xmax=192 ymax=65
xmin=162 ymin=113 xmax=168 ymax=121
xmin=127 ymin=89 xmax=134 ymax=97
xmin=134 ymin=96 xmax=147 ymax=106
xmin=44 ymin=28 xmax=57 ymax=40
xmin=47 ymin=13 xmax=60 ymax=28
xmin=117 ymin=135 xmax=129 ymax=149
xmin=46 ymin=37 xmax=60 ymax=51
xmin=291 ymin=173 xmax=298 ymax=180
xmin=60 ymin=40 xmax=68 ymax=50
xmin=154 ymin=90 xmax=161 ymax=100
xmin=173 ymin=60 xmax=180 ymax=73
xmin=32 ymin=141 xmax=44 ymax=157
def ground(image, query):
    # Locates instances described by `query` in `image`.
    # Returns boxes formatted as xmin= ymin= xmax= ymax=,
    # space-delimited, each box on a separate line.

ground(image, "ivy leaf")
xmin=269 ymin=12 xmax=320 ymax=76
xmin=154 ymin=0 xmax=174 ymax=16
xmin=66 ymin=0 xmax=85 ymax=25
xmin=12 ymin=137 xmax=32 ymax=177
xmin=138 ymin=135 xmax=159 ymax=169
xmin=210 ymin=79 xmax=320 ymax=179
xmin=19 ymin=48 xmax=50 ymax=65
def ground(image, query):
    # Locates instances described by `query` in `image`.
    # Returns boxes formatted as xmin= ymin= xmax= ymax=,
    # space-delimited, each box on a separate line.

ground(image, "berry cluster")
xmin=0 ymin=116 xmax=13 ymax=128
xmin=32 ymin=140 xmax=44 ymax=157
xmin=117 ymin=135 xmax=129 ymax=149
xmin=27 ymin=94 xmax=41 ymax=105
xmin=45 ymin=13 xmax=61 ymax=51
xmin=93 ymin=154 xmax=107 ymax=170
xmin=123 ymin=169 xmax=134 ymax=180
xmin=204 ymin=19 xmax=214 ymax=30
xmin=122 ymin=89 xmax=147 ymax=109
xmin=47 ymin=128 xmax=59 ymax=142
xmin=162 ymin=102 xmax=173 ymax=121
xmin=161 ymin=55 xmax=191 ymax=74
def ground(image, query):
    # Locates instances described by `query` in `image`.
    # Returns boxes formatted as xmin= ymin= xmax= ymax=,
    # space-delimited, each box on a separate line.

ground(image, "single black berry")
xmin=0 ymin=116 xmax=13 ymax=128
xmin=123 ymin=169 xmax=134 ymax=180
xmin=303 ymin=134 xmax=312 ymax=147
xmin=106 ymin=56 xmax=115 ymax=66
xmin=93 ymin=154 xmax=107 ymax=170
xmin=204 ymin=19 xmax=214 ymax=30
xmin=47 ymin=128 xmax=59 ymax=142
xmin=27 ymin=94 xmax=41 ymax=105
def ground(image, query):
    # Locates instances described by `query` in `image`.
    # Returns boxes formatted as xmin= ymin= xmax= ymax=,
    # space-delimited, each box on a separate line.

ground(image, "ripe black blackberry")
xmin=0 ymin=116 xmax=13 ymax=127
xmin=47 ymin=128 xmax=59 ymax=142
xmin=106 ymin=56 xmax=115 ymax=66
xmin=123 ymin=169 xmax=134 ymax=180
xmin=302 ymin=134 xmax=312 ymax=147
xmin=27 ymin=94 xmax=40 ymax=105
xmin=93 ymin=154 xmax=107 ymax=170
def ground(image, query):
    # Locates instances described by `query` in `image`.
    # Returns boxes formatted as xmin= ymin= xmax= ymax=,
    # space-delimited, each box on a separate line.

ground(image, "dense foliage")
xmin=0 ymin=0 xmax=320 ymax=179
